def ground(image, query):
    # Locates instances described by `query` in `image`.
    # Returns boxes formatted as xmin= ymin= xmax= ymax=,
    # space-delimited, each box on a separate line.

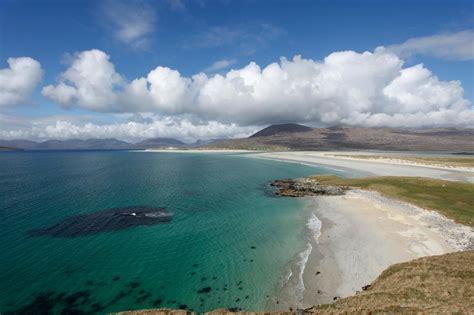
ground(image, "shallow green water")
xmin=0 ymin=151 xmax=341 ymax=314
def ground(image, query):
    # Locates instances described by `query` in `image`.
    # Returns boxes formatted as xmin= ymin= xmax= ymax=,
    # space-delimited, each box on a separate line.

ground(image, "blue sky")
xmin=0 ymin=0 xmax=473 ymax=141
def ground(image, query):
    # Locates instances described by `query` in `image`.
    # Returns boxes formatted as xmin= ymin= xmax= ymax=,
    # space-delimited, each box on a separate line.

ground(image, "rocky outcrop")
xmin=270 ymin=178 xmax=346 ymax=197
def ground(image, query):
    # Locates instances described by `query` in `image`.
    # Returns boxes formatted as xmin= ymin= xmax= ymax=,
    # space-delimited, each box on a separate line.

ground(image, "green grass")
xmin=315 ymin=250 xmax=474 ymax=313
xmin=310 ymin=175 xmax=474 ymax=227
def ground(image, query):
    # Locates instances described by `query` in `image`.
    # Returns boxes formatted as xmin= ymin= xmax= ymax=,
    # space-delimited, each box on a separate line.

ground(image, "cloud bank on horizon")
xmin=1 ymin=30 xmax=473 ymax=141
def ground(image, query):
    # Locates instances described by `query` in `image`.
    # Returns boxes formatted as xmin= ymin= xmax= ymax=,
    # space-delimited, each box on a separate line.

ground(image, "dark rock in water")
xmin=128 ymin=281 xmax=140 ymax=289
xmin=91 ymin=302 xmax=105 ymax=311
xmin=153 ymin=298 xmax=163 ymax=306
xmin=271 ymin=178 xmax=345 ymax=197
xmin=197 ymin=287 xmax=211 ymax=294
xmin=110 ymin=290 xmax=130 ymax=304
xmin=7 ymin=290 xmax=97 ymax=314
xmin=28 ymin=206 xmax=172 ymax=237
xmin=178 ymin=304 xmax=187 ymax=309
xmin=136 ymin=293 xmax=151 ymax=303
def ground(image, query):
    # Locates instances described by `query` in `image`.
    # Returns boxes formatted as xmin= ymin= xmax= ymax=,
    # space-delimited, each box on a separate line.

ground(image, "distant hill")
xmin=2 ymin=126 xmax=473 ymax=152
xmin=249 ymin=123 xmax=313 ymax=138
xmin=0 ymin=138 xmax=187 ymax=151
xmin=206 ymin=126 xmax=474 ymax=151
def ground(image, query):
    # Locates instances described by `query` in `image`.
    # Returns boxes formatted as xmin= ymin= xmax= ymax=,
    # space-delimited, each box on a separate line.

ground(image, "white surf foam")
xmin=307 ymin=212 xmax=322 ymax=243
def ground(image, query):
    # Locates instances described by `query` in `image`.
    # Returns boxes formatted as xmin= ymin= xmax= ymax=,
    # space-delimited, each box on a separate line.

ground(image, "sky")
xmin=0 ymin=0 xmax=473 ymax=142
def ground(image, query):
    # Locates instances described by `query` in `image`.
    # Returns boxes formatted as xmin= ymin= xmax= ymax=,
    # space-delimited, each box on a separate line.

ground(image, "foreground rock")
xmin=270 ymin=178 xmax=346 ymax=197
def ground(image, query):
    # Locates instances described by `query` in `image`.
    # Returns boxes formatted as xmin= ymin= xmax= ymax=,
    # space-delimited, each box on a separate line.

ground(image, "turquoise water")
xmin=0 ymin=151 xmax=340 ymax=314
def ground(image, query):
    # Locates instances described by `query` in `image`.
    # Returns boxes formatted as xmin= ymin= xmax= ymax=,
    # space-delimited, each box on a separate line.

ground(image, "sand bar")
xmin=143 ymin=149 xmax=254 ymax=153
xmin=254 ymin=151 xmax=474 ymax=183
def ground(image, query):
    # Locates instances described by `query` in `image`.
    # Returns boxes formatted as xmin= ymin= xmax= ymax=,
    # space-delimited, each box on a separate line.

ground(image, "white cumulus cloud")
xmin=42 ymin=48 xmax=473 ymax=128
xmin=42 ymin=49 xmax=123 ymax=111
xmin=0 ymin=113 xmax=255 ymax=143
xmin=0 ymin=57 xmax=43 ymax=106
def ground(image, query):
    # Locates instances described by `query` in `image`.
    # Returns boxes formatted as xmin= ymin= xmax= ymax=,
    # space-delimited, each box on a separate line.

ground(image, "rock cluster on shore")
xmin=270 ymin=178 xmax=346 ymax=197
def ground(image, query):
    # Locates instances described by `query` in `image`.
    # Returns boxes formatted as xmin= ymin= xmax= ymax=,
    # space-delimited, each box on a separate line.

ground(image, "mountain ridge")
xmin=1 ymin=125 xmax=473 ymax=152
xmin=249 ymin=123 xmax=313 ymax=138
xmin=0 ymin=137 xmax=188 ymax=151
xmin=207 ymin=125 xmax=474 ymax=152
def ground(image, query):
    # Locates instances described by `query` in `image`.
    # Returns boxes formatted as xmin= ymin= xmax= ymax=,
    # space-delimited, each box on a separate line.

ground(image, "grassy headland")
xmin=315 ymin=250 xmax=474 ymax=313
xmin=310 ymin=175 xmax=474 ymax=227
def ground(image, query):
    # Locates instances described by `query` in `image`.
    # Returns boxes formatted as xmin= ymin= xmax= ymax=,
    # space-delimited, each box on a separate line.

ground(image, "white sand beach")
xmin=269 ymin=190 xmax=473 ymax=310
xmin=143 ymin=149 xmax=253 ymax=153
xmin=255 ymin=151 xmax=474 ymax=183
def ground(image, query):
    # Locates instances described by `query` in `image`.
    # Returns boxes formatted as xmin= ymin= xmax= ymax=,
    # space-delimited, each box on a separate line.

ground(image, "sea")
xmin=0 ymin=151 xmax=344 ymax=314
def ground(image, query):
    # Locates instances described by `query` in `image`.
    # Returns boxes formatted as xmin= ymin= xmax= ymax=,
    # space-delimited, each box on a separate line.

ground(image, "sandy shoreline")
xmin=268 ymin=190 xmax=473 ymax=311
xmin=259 ymin=150 xmax=474 ymax=310
xmin=258 ymin=151 xmax=473 ymax=311
xmin=254 ymin=151 xmax=474 ymax=183
xmin=143 ymin=149 xmax=254 ymax=153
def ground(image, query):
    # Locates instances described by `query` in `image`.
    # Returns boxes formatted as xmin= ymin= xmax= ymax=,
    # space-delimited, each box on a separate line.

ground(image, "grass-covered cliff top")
xmin=310 ymin=175 xmax=474 ymax=227
xmin=315 ymin=250 xmax=474 ymax=313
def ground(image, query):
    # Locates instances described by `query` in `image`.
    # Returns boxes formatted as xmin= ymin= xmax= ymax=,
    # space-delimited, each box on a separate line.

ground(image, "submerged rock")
xmin=270 ymin=178 xmax=345 ymax=197
xmin=28 ymin=206 xmax=172 ymax=238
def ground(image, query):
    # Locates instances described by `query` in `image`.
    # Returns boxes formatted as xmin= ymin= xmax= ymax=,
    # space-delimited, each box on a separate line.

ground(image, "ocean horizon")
xmin=0 ymin=151 xmax=344 ymax=314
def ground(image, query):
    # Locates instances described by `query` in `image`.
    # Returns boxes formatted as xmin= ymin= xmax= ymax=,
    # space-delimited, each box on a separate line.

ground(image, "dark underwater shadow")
xmin=28 ymin=206 xmax=173 ymax=238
